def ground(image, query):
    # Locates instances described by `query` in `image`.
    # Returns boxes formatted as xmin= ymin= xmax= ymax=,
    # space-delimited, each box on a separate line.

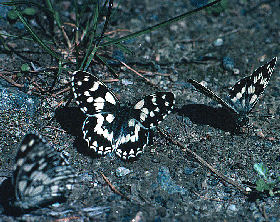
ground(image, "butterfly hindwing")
xmin=72 ymin=71 xmax=120 ymax=115
xmin=12 ymin=134 xmax=76 ymax=211
xmin=83 ymin=114 xmax=114 ymax=156
xmin=115 ymin=126 xmax=150 ymax=160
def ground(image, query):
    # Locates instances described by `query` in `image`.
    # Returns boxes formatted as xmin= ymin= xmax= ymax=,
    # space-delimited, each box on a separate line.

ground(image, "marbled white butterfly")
xmin=1 ymin=134 xmax=76 ymax=215
xmin=72 ymin=71 xmax=175 ymax=160
xmin=188 ymin=57 xmax=277 ymax=127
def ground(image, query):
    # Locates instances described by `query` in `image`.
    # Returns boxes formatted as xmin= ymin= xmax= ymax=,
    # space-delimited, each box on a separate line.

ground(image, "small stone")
xmin=228 ymin=204 xmax=237 ymax=211
xmin=256 ymin=129 xmax=265 ymax=138
xmin=233 ymin=68 xmax=240 ymax=75
xmin=169 ymin=74 xmax=178 ymax=82
xmin=223 ymin=57 xmax=235 ymax=71
xmin=116 ymin=167 xmax=131 ymax=177
xmin=121 ymin=79 xmax=133 ymax=86
xmin=213 ymin=38 xmax=223 ymax=47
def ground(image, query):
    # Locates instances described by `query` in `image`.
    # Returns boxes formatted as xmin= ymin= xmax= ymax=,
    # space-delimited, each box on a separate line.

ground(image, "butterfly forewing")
xmin=228 ymin=57 xmax=277 ymax=113
xmin=12 ymin=134 xmax=76 ymax=210
xmin=72 ymin=71 xmax=120 ymax=115
xmin=188 ymin=57 xmax=277 ymax=128
xmin=133 ymin=92 xmax=176 ymax=129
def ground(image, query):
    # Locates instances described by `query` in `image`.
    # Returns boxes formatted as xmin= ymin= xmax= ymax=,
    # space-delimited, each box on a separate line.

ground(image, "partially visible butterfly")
xmin=72 ymin=71 xmax=175 ymax=160
xmin=188 ymin=57 xmax=277 ymax=127
xmin=0 ymin=134 xmax=76 ymax=215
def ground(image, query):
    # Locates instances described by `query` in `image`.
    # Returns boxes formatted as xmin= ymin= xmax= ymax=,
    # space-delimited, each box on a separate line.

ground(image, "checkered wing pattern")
xmin=72 ymin=71 xmax=175 ymax=160
xmin=188 ymin=57 xmax=277 ymax=127
xmin=227 ymin=57 xmax=277 ymax=114
xmin=12 ymin=134 xmax=76 ymax=210
xmin=72 ymin=71 xmax=120 ymax=115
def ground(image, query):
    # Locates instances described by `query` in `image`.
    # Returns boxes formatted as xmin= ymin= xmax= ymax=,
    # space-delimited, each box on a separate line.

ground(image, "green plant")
xmin=0 ymin=0 xmax=222 ymax=92
xmin=254 ymin=163 xmax=280 ymax=196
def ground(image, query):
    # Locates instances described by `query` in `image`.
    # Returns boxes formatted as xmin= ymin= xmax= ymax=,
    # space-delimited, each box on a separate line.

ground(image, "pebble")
xmin=213 ymin=38 xmax=223 ymax=47
xmin=228 ymin=204 xmax=237 ymax=211
xmin=121 ymin=79 xmax=133 ymax=86
xmin=116 ymin=167 xmax=131 ymax=177
xmin=184 ymin=166 xmax=196 ymax=175
xmin=222 ymin=57 xmax=235 ymax=71
xmin=233 ymin=68 xmax=240 ymax=75
xmin=157 ymin=166 xmax=187 ymax=195
xmin=0 ymin=79 xmax=39 ymax=119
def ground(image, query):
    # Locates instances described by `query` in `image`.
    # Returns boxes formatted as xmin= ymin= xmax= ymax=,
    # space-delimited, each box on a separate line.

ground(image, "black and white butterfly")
xmin=72 ymin=71 xmax=175 ymax=160
xmin=188 ymin=57 xmax=277 ymax=127
xmin=0 ymin=134 xmax=76 ymax=215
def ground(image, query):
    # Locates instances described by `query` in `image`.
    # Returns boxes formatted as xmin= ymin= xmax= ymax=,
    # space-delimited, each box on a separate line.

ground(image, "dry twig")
xmin=157 ymin=127 xmax=249 ymax=195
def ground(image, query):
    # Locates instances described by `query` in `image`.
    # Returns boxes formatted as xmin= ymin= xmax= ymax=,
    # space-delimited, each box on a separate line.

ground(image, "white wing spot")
xmin=77 ymin=81 xmax=82 ymax=86
xmin=152 ymin=96 xmax=157 ymax=105
xmin=250 ymin=94 xmax=258 ymax=105
xmin=87 ymin=97 xmax=94 ymax=103
xmin=247 ymin=85 xmax=255 ymax=94
xmin=150 ymin=111 xmax=155 ymax=117
xmin=134 ymin=99 xmax=145 ymax=109
xmin=89 ymin=82 xmax=99 ymax=91
xmin=142 ymin=108 xmax=149 ymax=114
xmin=84 ymin=91 xmax=91 ymax=97
xmin=105 ymin=92 xmax=116 ymax=105
xmin=154 ymin=107 xmax=160 ymax=112
xmin=28 ymin=139 xmax=35 ymax=147
xmin=106 ymin=114 xmax=115 ymax=123
xmin=128 ymin=119 xmax=136 ymax=127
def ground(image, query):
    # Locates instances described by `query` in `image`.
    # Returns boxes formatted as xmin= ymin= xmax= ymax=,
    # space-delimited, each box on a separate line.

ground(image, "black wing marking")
xmin=72 ymin=70 xmax=120 ymax=115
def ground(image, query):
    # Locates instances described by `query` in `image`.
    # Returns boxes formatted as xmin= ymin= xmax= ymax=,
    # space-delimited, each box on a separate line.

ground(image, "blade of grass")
xmin=100 ymin=0 xmax=222 ymax=47
xmin=13 ymin=6 xmax=61 ymax=60
xmin=45 ymin=0 xmax=62 ymax=28
xmin=79 ymin=1 xmax=100 ymax=69
xmin=95 ymin=54 xmax=117 ymax=75
xmin=83 ymin=0 xmax=114 ymax=70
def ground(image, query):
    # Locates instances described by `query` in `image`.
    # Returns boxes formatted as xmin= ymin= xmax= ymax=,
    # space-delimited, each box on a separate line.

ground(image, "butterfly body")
xmin=188 ymin=57 xmax=277 ymax=128
xmin=72 ymin=71 xmax=175 ymax=160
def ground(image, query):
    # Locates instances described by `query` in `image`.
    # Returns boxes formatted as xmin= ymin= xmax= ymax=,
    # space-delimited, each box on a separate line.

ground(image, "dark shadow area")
xmin=54 ymin=107 xmax=100 ymax=158
xmin=176 ymin=104 xmax=239 ymax=133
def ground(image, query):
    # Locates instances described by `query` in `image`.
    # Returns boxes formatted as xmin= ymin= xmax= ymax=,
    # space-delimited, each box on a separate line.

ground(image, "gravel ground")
xmin=0 ymin=0 xmax=280 ymax=221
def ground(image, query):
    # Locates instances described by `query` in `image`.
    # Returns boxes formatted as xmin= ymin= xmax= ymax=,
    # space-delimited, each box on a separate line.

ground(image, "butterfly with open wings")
xmin=72 ymin=71 xmax=175 ymax=160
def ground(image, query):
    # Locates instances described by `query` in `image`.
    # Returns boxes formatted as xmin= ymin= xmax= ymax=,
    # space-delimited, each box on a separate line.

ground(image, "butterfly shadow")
xmin=176 ymin=104 xmax=240 ymax=133
xmin=54 ymin=107 xmax=101 ymax=158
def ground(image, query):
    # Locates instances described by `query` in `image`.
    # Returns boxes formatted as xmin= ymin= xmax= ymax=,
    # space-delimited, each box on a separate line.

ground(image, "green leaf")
xmin=253 ymin=163 xmax=268 ymax=179
xmin=22 ymin=7 xmax=37 ymax=16
xmin=256 ymin=179 xmax=265 ymax=192
xmin=7 ymin=10 xmax=18 ymax=21
xmin=21 ymin=63 xmax=30 ymax=72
